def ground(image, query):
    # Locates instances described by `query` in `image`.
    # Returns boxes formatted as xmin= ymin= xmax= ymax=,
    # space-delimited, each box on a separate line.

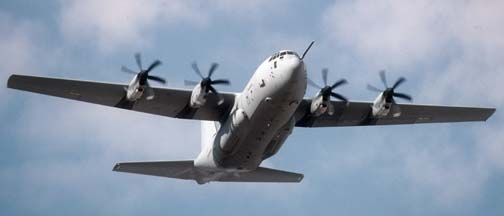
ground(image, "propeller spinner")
xmin=121 ymin=53 xmax=165 ymax=100
xmin=308 ymin=68 xmax=348 ymax=102
xmin=121 ymin=53 xmax=166 ymax=85
xmin=185 ymin=62 xmax=230 ymax=96
xmin=367 ymin=70 xmax=412 ymax=102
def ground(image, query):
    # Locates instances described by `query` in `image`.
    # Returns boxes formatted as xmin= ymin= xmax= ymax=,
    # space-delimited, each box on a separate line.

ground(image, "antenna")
xmin=301 ymin=41 xmax=315 ymax=60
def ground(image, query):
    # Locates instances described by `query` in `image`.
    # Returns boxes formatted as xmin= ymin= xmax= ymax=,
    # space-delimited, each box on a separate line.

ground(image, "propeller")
xmin=185 ymin=62 xmax=230 ymax=103
xmin=367 ymin=70 xmax=412 ymax=102
xmin=307 ymin=68 xmax=348 ymax=102
xmin=121 ymin=53 xmax=166 ymax=86
xmin=121 ymin=53 xmax=165 ymax=100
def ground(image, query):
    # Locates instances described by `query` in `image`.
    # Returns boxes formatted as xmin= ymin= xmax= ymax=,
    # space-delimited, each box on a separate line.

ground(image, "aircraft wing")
xmin=7 ymin=74 xmax=236 ymax=121
xmin=294 ymin=99 xmax=495 ymax=127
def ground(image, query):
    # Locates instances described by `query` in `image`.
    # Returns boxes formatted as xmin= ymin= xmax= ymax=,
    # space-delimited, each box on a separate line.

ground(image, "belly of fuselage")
xmin=216 ymin=57 xmax=306 ymax=170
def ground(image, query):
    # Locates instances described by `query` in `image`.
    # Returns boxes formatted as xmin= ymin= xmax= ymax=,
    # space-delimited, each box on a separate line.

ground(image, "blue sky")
xmin=1 ymin=0 xmax=503 ymax=215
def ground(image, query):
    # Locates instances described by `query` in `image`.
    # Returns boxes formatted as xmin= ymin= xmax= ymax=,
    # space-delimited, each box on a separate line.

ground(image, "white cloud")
xmin=0 ymin=13 xmax=36 ymax=74
xmin=478 ymin=126 xmax=504 ymax=170
xmin=322 ymin=0 xmax=504 ymax=206
xmin=59 ymin=0 xmax=207 ymax=52
xmin=323 ymin=1 xmax=446 ymax=68
xmin=0 ymin=12 xmax=49 ymax=114
xmin=322 ymin=0 xmax=504 ymax=73
xmin=15 ymin=98 xmax=200 ymax=160
xmin=58 ymin=0 xmax=286 ymax=53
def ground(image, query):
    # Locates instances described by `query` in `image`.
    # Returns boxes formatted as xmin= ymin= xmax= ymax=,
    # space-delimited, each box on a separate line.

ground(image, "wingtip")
xmin=297 ymin=174 xmax=304 ymax=183
xmin=6 ymin=74 xmax=18 ymax=89
xmin=112 ymin=163 xmax=121 ymax=171
xmin=485 ymin=108 xmax=497 ymax=121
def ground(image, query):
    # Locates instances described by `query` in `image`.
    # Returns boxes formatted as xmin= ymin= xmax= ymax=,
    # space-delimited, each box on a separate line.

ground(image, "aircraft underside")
xmin=6 ymin=42 xmax=495 ymax=184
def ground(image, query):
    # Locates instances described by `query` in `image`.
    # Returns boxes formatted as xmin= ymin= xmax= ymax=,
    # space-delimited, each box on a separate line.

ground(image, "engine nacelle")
xmin=125 ymin=77 xmax=146 ymax=101
xmin=190 ymin=84 xmax=207 ymax=108
xmin=310 ymin=94 xmax=334 ymax=116
xmin=371 ymin=93 xmax=401 ymax=118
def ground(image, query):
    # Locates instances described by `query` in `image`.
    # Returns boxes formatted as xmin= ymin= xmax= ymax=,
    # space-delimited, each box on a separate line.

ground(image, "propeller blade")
xmin=301 ymin=41 xmax=315 ymax=60
xmin=392 ymin=77 xmax=406 ymax=89
xmin=367 ymin=84 xmax=383 ymax=92
xmin=147 ymin=75 xmax=166 ymax=84
xmin=184 ymin=80 xmax=199 ymax=86
xmin=145 ymin=60 xmax=162 ymax=73
xmin=135 ymin=53 xmax=143 ymax=71
xmin=211 ymin=79 xmax=230 ymax=85
xmin=330 ymin=79 xmax=347 ymax=89
xmin=307 ymin=78 xmax=322 ymax=89
xmin=208 ymin=63 xmax=219 ymax=78
xmin=393 ymin=92 xmax=412 ymax=101
xmin=330 ymin=92 xmax=348 ymax=102
xmin=207 ymin=85 xmax=218 ymax=94
xmin=191 ymin=62 xmax=204 ymax=79
xmin=379 ymin=70 xmax=388 ymax=88
xmin=121 ymin=66 xmax=137 ymax=74
xmin=322 ymin=68 xmax=328 ymax=86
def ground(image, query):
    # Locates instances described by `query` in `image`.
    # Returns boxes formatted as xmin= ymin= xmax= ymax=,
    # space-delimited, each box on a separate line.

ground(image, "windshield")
xmin=269 ymin=51 xmax=299 ymax=62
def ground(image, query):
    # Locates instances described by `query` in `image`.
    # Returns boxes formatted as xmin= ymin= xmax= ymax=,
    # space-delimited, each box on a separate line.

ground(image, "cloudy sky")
xmin=1 ymin=0 xmax=503 ymax=215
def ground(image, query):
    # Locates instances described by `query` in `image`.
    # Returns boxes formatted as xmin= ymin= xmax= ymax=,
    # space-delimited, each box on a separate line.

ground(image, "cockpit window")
xmin=288 ymin=51 xmax=300 ymax=58
xmin=269 ymin=52 xmax=279 ymax=62
xmin=269 ymin=51 xmax=300 ymax=61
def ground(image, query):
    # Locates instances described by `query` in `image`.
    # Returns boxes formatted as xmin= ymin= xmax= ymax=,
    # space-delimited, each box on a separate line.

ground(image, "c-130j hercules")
xmin=7 ymin=41 xmax=495 ymax=184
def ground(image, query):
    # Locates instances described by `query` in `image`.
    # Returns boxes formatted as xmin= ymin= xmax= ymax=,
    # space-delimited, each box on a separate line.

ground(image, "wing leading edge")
xmin=295 ymin=99 xmax=495 ymax=127
xmin=7 ymin=74 xmax=236 ymax=121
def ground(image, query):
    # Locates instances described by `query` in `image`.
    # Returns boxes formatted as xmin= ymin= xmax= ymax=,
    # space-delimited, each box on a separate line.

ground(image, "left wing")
xmin=294 ymin=99 xmax=495 ymax=127
xmin=7 ymin=74 xmax=236 ymax=121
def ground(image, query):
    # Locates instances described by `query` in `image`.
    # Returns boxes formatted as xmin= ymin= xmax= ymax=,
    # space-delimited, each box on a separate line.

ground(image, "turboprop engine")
xmin=308 ymin=68 xmax=348 ymax=116
xmin=367 ymin=70 xmax=412 ymax=118
xmin=121 ymin=53 xmax=166 ymax=101
xmin=185 ymin=62 xmax=230 ymax=108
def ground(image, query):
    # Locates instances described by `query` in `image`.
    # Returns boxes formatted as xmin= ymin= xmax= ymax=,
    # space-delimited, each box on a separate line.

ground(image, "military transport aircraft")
xmin=7 ymin=42 xmax=495 ymax=184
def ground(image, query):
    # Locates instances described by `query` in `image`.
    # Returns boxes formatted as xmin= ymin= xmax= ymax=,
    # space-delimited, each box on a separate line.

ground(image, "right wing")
xmin=7 ymin=74 xmax=236 ymax=121
xmin=295 ymin=99 xmax=495 ymax=127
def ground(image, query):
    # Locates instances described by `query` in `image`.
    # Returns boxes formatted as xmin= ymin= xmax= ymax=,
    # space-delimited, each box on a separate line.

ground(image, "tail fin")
xmin=113 ymin=160 xmax=303 ymax=184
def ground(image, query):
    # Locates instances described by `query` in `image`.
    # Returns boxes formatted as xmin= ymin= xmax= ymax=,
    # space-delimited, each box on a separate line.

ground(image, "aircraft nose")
xmin=281 ymin=56 xmax=305 ymax=85
xmin=287 ymin=57 xmax=302 ymax=72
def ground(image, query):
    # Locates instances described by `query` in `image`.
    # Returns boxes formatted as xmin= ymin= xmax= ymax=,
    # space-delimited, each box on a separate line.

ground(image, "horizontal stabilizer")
xmin=113 ymin=160 xmax=303 ymax=184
